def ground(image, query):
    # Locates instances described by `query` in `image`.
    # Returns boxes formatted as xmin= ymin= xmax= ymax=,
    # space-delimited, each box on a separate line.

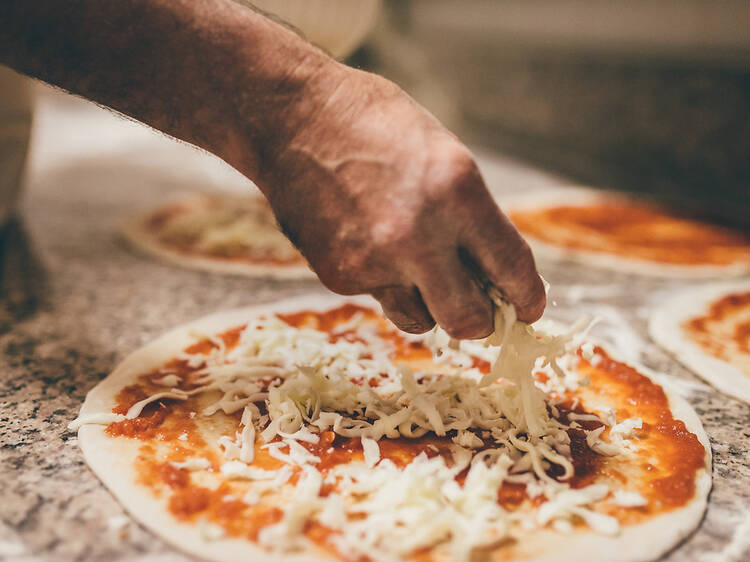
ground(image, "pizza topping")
xmin=198 ymin=522 xmax=226 ymax=541
xmin=147 ymin=195 xmax=305 ymax=265
xmin=220 ymin=461 xmax=276 ymax=480
xmin=67 ymin=413 xmax=126 ymax=431
xmin=361 ymin=436 xmax=380 ymax=467
xmin=125 ymin=390 xmax=189 ymax=419
xmin=609 ymin=417 xmax=643 ymax=451
xmin=537 ymin=484 xmax=619 ymax=535
xmin=585 ymin=426 xmax=620 ymax=456
xmin=684 ymin=290 xmax=750 ymax=376
xmin=72 ymin=301 xmax=707 ymax=561
xmin=152 ymin=374 xmax=181 ymax=386
xmin=510 ymin=199 xmax=750 ymax=266
xmin=169 ymin=458 xmax=211 ymax=471
xmin=612 ymin=490 xmax=648 ymax=508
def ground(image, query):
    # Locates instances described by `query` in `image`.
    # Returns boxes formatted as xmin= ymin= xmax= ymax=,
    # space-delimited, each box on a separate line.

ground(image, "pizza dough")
xmin=649 ymin=280 xmax=750 ymax=404
xmin=505 ymin=188 xmax=750 ymax=278
xmin=121 ymin=192 xmax=316 ymax=279
xmin=71 ymin=295 xmax=711 ymax=562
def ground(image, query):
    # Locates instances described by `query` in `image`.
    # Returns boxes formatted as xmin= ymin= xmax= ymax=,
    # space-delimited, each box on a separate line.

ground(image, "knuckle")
xmin=392 ymin=317 xmax=435 ymax=335
xmin=376 ymin=288 xmax=435 ymax=334
xmin=370 ymin=215 xmax=418 ymax=254
xmin=440 ymin=306 xmax=493 ymax=340
xmin=315 ymin=271 xmax=354 ymax=295
xmin=312 ymin=259 xmax=359 ymax=295
xmin=318 ymin=242 xmax=405 ymax=294
xmin=428 ymin=145 xmax=482 ymax=202
xmin=308 ymin=235 xmax=390 ymax=294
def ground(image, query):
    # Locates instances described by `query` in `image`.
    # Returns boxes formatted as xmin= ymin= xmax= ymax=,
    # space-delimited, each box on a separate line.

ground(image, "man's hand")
xmin=248 ymin=70 xmax=546 ymax=338
xmin=1 ymin=0 xmax=546 ymax=337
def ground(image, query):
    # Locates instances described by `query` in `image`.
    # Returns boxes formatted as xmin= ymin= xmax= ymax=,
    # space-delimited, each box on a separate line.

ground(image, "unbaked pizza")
xmin=506 ymin=188 xmax=750 ymax=277
xmin=650 ymin=280 xmax=750 ymax=404
xmin=121 ymin=192 xmax=314 ymax=279
xmin=70 ymin=294 xmax=710 ymax=562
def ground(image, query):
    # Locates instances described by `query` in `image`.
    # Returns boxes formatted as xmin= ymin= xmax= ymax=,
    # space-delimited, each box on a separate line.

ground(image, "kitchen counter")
xmin=1 ymin=87 xmax=748 ymax=561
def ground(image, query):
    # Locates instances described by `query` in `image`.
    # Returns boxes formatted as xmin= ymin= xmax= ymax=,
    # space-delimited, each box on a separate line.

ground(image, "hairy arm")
xmin=0 ymin=0 xmax=333 ymax=176
xmin=0 ymin=0 xmax=546 ymax=337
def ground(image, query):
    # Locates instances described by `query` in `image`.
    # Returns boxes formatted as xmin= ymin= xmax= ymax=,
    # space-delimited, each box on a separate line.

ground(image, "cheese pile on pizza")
xmin=71 ymin=296 xmax=710 ymax=562
xmin=121 ymin=193 xmax=314 ymax=279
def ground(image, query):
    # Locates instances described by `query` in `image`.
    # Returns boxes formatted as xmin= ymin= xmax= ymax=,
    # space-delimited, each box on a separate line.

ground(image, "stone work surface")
xmin=1 ymin=89 xmax=748 ymax=562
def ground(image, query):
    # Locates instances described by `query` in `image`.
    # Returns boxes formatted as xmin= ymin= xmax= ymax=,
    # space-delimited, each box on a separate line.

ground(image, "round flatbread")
xmin=504 ymin=188 xmax=750 ymax=278
xmin=649 ymin=279 xmax=750 ymax=404
xmin=71 ymin=295 xmax=711 ymax=562
xmin=121 ymin=192 xmax=316 ymax=279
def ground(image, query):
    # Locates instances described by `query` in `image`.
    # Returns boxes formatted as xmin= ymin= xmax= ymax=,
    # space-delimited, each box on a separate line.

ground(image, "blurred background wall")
xmin=359 ymin=0 xmax=750 ymax=227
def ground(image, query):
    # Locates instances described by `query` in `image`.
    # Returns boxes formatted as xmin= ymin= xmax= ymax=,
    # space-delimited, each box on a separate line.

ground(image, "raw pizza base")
xmin=649 ymin=280 xmax=750 ymax=404
xmin=503 ymin=187 xmax=750 ymax=278
xmin=120 ymin=192 xmax=317 ymax=280
xmin=75 ymin=294 xmax=712 ymax=562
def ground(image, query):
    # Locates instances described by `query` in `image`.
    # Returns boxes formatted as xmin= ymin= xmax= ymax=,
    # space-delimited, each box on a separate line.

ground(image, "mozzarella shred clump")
xmin=157 ymin=195 xmax=301 ymax=262
xmin=77 ymin=298 xmax=647 ymax=561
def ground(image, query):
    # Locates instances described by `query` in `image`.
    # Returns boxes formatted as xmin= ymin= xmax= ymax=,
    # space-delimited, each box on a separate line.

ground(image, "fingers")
xmin=425 ymin=143 xmax=545 ymax=324
xmin=460 ymin=201 xmax=546 ymax=323
xmin=412 ymin=254 xmax=494 ymax=340
xmin=371 ymin=285 xmax=435 ymax=334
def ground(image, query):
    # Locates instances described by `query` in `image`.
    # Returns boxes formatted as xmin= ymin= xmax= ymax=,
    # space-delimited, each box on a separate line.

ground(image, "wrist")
xmin=213 ymin=13 xmax=348 ymax=184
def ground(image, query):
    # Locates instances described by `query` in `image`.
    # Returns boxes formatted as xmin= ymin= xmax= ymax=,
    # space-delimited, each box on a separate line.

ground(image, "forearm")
xmin=0 ymin=0 xmax=340 ymax=178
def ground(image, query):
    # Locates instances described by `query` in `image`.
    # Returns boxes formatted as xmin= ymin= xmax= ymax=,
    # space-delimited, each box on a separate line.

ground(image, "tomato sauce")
xmin=684 ymin=291 xmax=750 ymax=366
xmin=278 ymin=304 xmax=374 ymax=334
xmin=510 ymin=201 xmax=750 ymax=266
xmin=104 ymin=306 xmax=707 ymax=556
xmin=302 ymin=430 xmax=452 ymax=472
xmin=575 ymin=348 xmax=706 ymax=516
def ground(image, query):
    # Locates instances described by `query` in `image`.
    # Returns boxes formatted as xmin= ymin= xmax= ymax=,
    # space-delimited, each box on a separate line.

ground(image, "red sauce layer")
xmin=684 ymin=291 xmax=750 ymax=362
xmin=576 ymin=348 xmax=706 ymax=519
xmin=510 ymin=201 xmax=750 ymax=266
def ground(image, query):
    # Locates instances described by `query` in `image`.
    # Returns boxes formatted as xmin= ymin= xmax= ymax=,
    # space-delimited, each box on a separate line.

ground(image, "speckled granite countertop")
xmin=1 ymin=88 xmax=749 ymax=562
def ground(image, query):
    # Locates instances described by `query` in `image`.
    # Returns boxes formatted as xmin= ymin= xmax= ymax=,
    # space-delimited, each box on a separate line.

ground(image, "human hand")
xmin=252 ymin=67 xmax=546 ymax=339
xmin=0 ymin=0 xmax=545 ymax=339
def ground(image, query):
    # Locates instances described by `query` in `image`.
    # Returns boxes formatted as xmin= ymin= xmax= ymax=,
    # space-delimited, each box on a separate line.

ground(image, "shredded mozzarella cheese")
xmin=613 ymin=490 xmax=648 ymax=507
xmin=170 ymin=458 xmax=211 ymax=471
xmin=73 ymin=295 xmax=647 ymax=561
xmin=157 ymin=195 xmax=301 ymax=262
xmin=361 ymin=437 xmax=380 ymax=468
xmin=68 ymin=413 xmax=125 ymax=431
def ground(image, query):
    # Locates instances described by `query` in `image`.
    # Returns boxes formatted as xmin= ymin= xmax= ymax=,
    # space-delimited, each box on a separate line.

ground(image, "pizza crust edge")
xmin=649 ymin=280 xmax=750 ymax=404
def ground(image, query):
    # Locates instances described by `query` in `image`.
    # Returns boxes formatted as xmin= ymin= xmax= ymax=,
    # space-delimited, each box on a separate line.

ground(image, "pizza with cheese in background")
xmin=650 ymin=280 xmax=750 ymax=404
xmin=70 ymin=295 xmax=711 ymax=562
xmin=121 ymin=192 xmax=315 ymax=279
xmin=506 ymin=188 xmax=750 ymax=277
